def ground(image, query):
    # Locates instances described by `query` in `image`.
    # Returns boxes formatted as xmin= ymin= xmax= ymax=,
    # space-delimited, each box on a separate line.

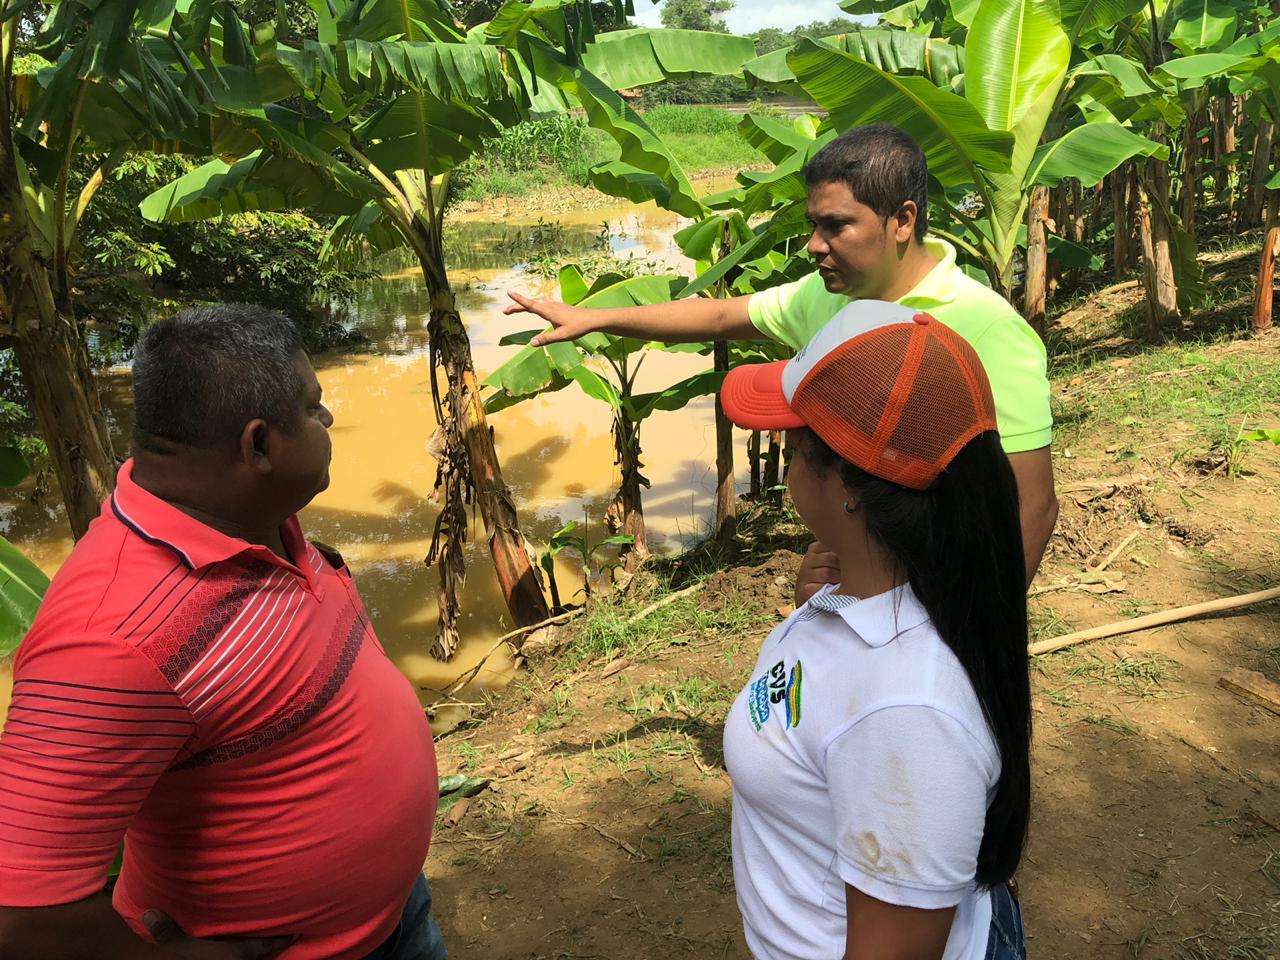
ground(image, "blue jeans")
xmin=361 ymin=875 xmax=446 ymax=960
xmin=984 ymin=882 xmax=1026 ymax=960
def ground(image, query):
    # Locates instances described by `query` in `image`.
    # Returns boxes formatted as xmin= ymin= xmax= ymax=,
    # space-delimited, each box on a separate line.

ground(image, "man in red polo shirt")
xmin=0 ymin=305 xmax=443 ymax=960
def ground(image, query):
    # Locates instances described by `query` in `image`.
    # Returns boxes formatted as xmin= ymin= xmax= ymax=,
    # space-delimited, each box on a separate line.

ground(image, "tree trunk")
xmin=712 ymin=341 xmax=736 ymax=540
xmin=1254 ymin=190 xmax=1280 ymax=334
xmin=1215 ymin=96 xmax=1238 ymax=215
xmin=1047 ymin=186 xmax=1063 ymax=297
xmin=1137 ymin=161 xmax=1181 ymax=340
xmin=1 ymin=122 xmax=115 ymax=539
xmin=1069 ymin=179 xmax=1086 ymax=244
xmin=1024 ymin=186 xmax=1050 ymax=337
xmin=762 ymin=430 xmax=781 ymax=494
xmin=748 ymin=430 xmax=761 ymax=499
xmin=1180 ymin=110 xmax=1200 ymax=239
xmin=1242 ymin=122 xmax=1274 ymax=229
xmin=1112 ymin=166 xmax=1136 ymax=275
xmin=11 ymin=316 xmax=115 ymax=538
xmin=1090 ymin=182 xmax=1104 ymax=235
xmin=419 ymin=258 xmax=549 ymax=659
xmin=607 ymin=414 xmax=648 ymax=568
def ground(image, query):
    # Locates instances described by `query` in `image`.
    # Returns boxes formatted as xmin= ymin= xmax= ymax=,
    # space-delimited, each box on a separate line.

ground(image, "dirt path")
xmin=427 ymin=270 xmax=1280 ymax=959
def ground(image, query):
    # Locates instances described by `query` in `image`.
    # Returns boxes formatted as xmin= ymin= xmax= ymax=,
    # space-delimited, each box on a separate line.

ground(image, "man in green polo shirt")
xmin=505 ymin=123 xmax=1058 ymax=591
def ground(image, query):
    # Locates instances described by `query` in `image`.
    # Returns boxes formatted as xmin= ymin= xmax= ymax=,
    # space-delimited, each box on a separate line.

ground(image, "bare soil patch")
xmin=427 ymin=269 xmax=1280 ymax=959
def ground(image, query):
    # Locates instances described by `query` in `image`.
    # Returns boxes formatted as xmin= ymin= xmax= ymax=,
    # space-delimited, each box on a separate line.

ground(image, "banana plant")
xmin=485 ymin=268 xmax=726 ymax=566
xmin=141 ymin=0 xmax=754 ymax=658
xmin=0 ymin=0 xmax=220 ymax=537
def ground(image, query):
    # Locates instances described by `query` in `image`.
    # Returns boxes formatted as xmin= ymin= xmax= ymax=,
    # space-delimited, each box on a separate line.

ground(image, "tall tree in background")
xmin=661 ymin=0 xmax=733 ymax=32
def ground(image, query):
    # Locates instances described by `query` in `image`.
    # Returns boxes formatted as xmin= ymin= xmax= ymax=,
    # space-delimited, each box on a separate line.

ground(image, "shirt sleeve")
xmin=747 ymin=273 xmax=828 ymax=351
xmin=824 ymin=705 xmax=996 ymax=910
xmin=970 ymin=317 xmax=1053 ymax=454
xmin=0 ymin=634 xmax=194 ymax=906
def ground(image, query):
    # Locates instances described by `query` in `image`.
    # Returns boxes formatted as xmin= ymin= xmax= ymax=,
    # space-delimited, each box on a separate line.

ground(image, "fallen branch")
xmin=1093 ymin=530 xmax=1140 ymax=573
xmin=624 ymin=583 xmax=705 ymax=627
xmin=435 ymin=608 xmax=585 ymax=697
xmin=1030 ymin=585 xmax=1280 ymax=656
xmin=1218 ymin=668 xmax=1280 ymax=717
xmin=549 ymin=812 xmax=647 ymax=861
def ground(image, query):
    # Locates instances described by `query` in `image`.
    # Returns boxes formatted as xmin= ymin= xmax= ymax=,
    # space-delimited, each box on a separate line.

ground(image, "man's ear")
xmin=238 ymin=419 xmax=273 ymax=475
xmin=892 ymin=201 xmax=918 ymax=244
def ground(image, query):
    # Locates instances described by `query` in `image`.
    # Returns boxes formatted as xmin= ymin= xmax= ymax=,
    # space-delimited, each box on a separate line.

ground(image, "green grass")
xmin=1050 ymin=338 xmax=1280 ymax=458
xmin=451 ymin=105 xmax=765 ymax=205
xmin=563 ymin=585 xmax=769 ymax=669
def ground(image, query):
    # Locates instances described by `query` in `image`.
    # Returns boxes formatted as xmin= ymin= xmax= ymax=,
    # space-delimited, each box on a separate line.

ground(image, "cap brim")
xmin=720 ymin=361 xmax=806 ymax=431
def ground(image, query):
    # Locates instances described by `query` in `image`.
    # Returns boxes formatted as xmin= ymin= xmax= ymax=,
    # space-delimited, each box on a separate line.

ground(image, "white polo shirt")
xmin=723 ymin=583 xmax=1001 ymax=960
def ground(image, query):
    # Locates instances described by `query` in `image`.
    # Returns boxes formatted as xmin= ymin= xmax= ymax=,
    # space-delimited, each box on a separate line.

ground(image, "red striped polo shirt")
xmin=0 ymin=460 xmax=438 ymax=960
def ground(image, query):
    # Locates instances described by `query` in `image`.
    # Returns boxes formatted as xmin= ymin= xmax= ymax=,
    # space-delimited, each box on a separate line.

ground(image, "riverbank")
xmin=449 ymin=105 xmax=768 ymax=208
xmin=427 ymin=244 xmax=1280 ymax=958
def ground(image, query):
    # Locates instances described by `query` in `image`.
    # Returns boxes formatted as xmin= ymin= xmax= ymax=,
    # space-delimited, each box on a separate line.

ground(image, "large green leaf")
xmin=1164 ymin=0 xmax=1237 ymax=55
xmin=529 ymin=38 xmax=704 ymax=218
xmin=966 ymin=0 xmax=1069 ymax=134
xmin=736 ymin=112 xmax=820 ymax=166
xmin=1027 ymin=122 xmax=1167 ymax=188
xmin=1156 ymin=52 xmax=1248 ymax=85
xmin=745 ymin=30 xmax=965 ymax=90
xmin=1058 ymin=0 xmax=1146 ymax=43
xmin=335 ymin=39 xmax=514 ymax=102
xmin=0 ymin=535 xmax=49 ymax=658
xmin=627 ymin=370 xmax=726 ymax=422
xmin=139 ymin=149 xmax=376 ymax=223
xmin=787 ymin=38 xmax=1013 ymax=189
xmin=581 ymin=28 xmax=755 ymax=90
xmin=336 ymin=0 xmax=464 ymax=43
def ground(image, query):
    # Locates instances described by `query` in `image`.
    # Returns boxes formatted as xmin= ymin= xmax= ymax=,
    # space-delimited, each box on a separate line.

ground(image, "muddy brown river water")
xmin=0 ymin=196 xmax=754 ymax=725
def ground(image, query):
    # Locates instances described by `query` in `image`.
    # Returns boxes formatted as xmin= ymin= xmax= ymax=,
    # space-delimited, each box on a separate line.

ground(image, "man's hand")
xmin=143 ymin=909 xmax=293 ymax=960
xmin=504 ymin=291 xmax=596 ymax=347
xmin=795 ymin=541 xmax=841 ymax=606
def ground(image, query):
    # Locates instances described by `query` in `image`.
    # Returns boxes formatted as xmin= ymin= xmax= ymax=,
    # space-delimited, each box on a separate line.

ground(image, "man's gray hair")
xmin=132 ymin=304 xmax=306 ymax=451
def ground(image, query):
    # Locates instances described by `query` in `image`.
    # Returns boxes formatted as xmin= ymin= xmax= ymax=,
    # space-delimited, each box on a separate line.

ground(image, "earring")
xmin=843 ymin=501 xmax=856 ymax=515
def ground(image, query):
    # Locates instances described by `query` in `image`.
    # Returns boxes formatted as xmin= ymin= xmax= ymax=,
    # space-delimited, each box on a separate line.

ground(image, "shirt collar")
xmin=806 ymin=582 xmax=930 ymax=648
xmin=109 ymin=458 xmax=310 ymax=577
xmin=897 ymin=236 xmax=959 ymax=309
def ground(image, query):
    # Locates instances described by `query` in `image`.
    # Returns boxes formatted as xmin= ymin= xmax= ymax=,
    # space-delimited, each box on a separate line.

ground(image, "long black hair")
xmin=798 ymin=427 xmax=1031 ymax=887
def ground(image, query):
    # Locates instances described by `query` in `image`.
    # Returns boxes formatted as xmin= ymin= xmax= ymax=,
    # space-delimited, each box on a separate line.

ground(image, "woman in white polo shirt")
xmin=718 ymin=301 xmax=1031 ymax=960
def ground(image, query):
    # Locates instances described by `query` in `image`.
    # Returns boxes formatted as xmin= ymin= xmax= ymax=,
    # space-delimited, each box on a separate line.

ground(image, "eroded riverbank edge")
xmin=426 ymin=255 xmax=1280 ymax=959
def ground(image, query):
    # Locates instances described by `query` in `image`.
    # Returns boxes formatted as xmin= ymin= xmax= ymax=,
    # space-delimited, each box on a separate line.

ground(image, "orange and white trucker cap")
xmin=720 ymin=300 xmax=997 ymax=490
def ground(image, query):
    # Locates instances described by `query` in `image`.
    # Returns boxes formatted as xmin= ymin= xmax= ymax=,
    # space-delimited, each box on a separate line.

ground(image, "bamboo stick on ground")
xmin=1029 ymin=586 xmax=1280 ymax=656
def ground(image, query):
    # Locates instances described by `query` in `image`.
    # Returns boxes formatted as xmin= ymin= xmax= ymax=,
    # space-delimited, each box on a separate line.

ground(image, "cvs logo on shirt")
xmin=747 ymin=660 xmax=802 ymax=732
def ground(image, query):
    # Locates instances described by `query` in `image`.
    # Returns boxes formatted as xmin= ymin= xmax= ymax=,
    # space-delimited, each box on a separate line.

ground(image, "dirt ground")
xmin=426 ymin=261 xmax=1280 ymax=959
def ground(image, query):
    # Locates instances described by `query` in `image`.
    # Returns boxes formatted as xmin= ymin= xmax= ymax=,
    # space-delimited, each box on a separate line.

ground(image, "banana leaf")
xmin=0 ymin=536 xmax=49 ymax=658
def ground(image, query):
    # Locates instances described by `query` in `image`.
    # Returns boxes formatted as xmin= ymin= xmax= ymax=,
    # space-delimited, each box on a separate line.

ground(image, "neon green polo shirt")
xmin=747 ymin=237 xmax=1053 ymax=454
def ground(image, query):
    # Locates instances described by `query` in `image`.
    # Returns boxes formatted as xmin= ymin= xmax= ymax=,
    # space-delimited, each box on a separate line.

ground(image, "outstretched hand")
xmin=504 ymin=290 xmax=596 ymax=347
xmin=143 ymin=908 xmax=293 ymax=960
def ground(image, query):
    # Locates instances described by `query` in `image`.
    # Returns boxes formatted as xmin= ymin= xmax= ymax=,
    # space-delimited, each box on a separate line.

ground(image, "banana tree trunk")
xmin=1215 ymin=96 xmax=1238 ymax=215
xmin=1137 ymin=161 xmax=1181 ymax=340
xmin=416 ymin=252 xmax=548 ymax=659
xmin=1 ymin=129 xmax=115 ymax=538
xmin=1069 ymin=179 xmax=1086 ymax=245
xmin=1254 ymin=190 xmax=1280 ymax=334
xmin=713 ymin=342 xmax=736 ymax=540
xmin=11 ymin=314 xmax=115 ymax=538
xmin=1180 ymin=111 xmax=1200 ymax=239
xmin=1242 ymin=122 xmax=1274 ymax=229
xmin=607 ymin=414 xmax=648 ymax=568
xmin=1024 ymin=186 xmax=1049 ymax=337
xmin=762 ymin=430 xmax=781 ymax=496
xmin=748 ymin=430 xmax=761 ymax=499
xmin=1112 ymin=166 xmax=1136 ymax=275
